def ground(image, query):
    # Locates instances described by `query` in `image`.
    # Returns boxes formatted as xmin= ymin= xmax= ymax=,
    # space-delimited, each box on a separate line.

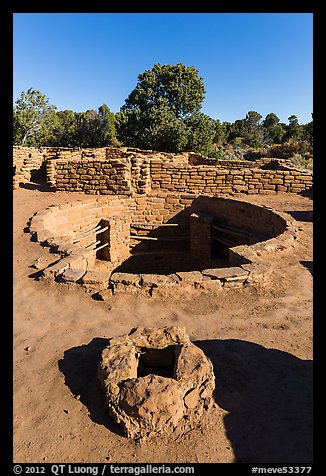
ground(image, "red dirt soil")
xmin=13 ymin=187 xmax=313 ymax=464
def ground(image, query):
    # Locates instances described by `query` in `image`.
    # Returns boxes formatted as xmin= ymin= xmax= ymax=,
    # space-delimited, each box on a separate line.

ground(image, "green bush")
xmin=207 ymin=145 xmax=225 ymax=160
xmin=289 ymin=154 xmax=313 ymax=171
xmin=243 ymin=150 xmax=265 ymax=161
xmin=267 ymin=139 xmax=313 ymax=160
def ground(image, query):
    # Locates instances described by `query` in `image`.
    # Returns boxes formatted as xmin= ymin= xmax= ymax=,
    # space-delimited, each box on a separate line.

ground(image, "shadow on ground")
xmin=299 ymin=188 xmax=313 ymax=200
xmin=18 ymin=181 xmax=55 ymax=192
xmin=59 ymin=337 xmax=313 ymax=462
xmin=300 ymin=260 xmax=313 ymax=276
xmin=195 ymin=339 xmax=313 ymax=463
xmin=58 ymin=337 xmax=124 ymax=437
xmin=285 ymin=210 xmax=313 ymax=222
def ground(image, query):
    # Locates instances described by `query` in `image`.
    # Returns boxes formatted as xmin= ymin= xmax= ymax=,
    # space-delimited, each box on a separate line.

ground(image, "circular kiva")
xmin=29 ymin=193 xmax=298 ymax=295
xmin=97 ymin=326 xmax=215 ymax=439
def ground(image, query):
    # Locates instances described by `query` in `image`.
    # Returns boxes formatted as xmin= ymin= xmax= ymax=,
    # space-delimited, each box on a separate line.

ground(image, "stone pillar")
xmin=45 ymin=156 xmax=57 ymax=188
xmin=189 ymin=212 xmax=214 ymax=260
xmin=97 ymin=219 xmax=111 ymax=261
xmin=130 ymin=156 xmax=151 ymax=195
xmin=97 ymin=218 xmax=130 ymax=264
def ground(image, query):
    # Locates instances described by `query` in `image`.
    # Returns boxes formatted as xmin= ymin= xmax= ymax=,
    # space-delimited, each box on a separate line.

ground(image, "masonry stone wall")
xmin=29 ymin=195 xmax=132 ymax=276
xmin=13 ymin=146 xmax=313 ymax=195
xmin=54 ymin=159 xmax=131 ymax=195
xmin=127 ymin=192 xmax=287 ymax=253
xmin=13 ymin=146 xmax=48 ymax=189
xmin=28 ymin=190 xmax=297 ymax=294
xmin=19 ymin=145 xmax=304 ymax=297
xmin=150 ymin=161 xmax=312 ymax=195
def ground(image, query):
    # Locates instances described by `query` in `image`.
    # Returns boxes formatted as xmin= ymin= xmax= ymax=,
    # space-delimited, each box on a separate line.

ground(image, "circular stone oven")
xmin=97 ymin=326 xmax=215 ymax=439
xmin=29 ymin=192 xmax=298 ymax=295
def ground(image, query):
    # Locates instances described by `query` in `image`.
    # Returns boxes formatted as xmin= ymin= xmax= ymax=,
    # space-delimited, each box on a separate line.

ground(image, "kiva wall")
xmin=29 ymin=191 xmax=297 ymax=292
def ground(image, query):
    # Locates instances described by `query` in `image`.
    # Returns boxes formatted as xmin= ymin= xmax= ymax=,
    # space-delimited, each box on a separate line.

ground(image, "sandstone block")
xmin=197 ymin=278 xmax=222 ymax=292
xmin=270 ymin=179 xmax=284 ymax=185
xmin=263 ymin=184 xmax=276 ymax=190
xmin=175 ymin=271 xmax=204 ymax=283
xmin=140 ymin=274 xmax=177 ymax=288
xmin=98 ymin=326 xmax=215 ymax=439
xmin=110 ymin=272 xmax=141 ymax=286
xmin=61 ymin=268 xmax=86 ymax=283
xmin=82 ymin=269 xmax=111 ymax=286
xmin=202 ymin=266 xmax=249 ymax=280
xmin=96 ymin=288 xmax=113 ymax=300
xmin=42 ymin=258 xmax=71 ymax=279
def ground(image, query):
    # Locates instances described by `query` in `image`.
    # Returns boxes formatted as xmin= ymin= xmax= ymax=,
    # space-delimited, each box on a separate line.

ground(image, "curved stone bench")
xmin=28 ymin=193 xmax=298 ymax=295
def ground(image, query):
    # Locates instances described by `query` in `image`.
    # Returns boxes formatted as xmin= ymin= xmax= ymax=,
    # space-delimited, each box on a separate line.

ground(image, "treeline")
xmin=13 ymin=64 xmax=313 ymax=163
xmin=13 ymin=92 xmax=120 ymax=148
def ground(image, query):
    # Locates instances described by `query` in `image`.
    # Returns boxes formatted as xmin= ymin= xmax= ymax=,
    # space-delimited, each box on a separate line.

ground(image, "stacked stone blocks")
xmin=14 ymin=146 xmax=313 ymax=195
xmin=28 ymin=191 xmax=298 ymax=296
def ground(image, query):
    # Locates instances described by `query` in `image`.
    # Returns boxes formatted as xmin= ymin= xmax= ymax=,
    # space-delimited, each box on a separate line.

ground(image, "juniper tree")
xmin=13 ymin=88 xmax=57 ymax=146
xmin=116 ymin=63 xmax=213 ymax=153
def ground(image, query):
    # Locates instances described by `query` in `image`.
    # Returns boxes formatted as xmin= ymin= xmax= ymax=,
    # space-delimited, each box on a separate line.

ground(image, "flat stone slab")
xmin=140 ymin=274 xmax=177 ymax=287
xmin=175 ymin=271 xmax=204 ymax=282
xmin=61 ymin=268 xmax=86 ymax=283
xmin=98 ymin=326 xmax=215 ymax=440
xmin=43 ymin=258 xmax=70 ymax=278
xmin=202 ymin=266 xmax=249 ymax=280
xmin=241 ymin=262 xmax=271 ymax=276
xmin=96 ymin=289 xmax=113 ymax=300
xmin=110 ymin=272 xmax=141 ymax=286
xmin=82 ymin=269 xmax=110 ymax=285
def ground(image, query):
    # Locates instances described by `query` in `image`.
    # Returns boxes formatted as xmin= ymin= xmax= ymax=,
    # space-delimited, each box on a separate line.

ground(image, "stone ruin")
xmin=28 ymin=193 xmax=298 ymax=297
xmin=97 ymin=326 xmax=215 ymax=440
xmin=23 ymin=146 xmax=305 ymax=297
xmin=13 ymin=145 xmax=313 ymax=195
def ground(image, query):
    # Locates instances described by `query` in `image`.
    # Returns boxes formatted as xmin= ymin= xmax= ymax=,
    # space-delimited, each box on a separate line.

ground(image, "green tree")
xmin=53 ymin=105 xmax=120 ymax=148
xmin=74 ymin=110 xmax=99 ymax=147
xmin=185 ymin=112 xmax=216 ymax=155
xmin=225 ymin=111 xmax=263 ymax=147
xmin=13 ymin=88 xmax=57 ymax=146
xmin=283 ymin=115 xmax=302 ymax=142
xmin=117 ymin=104 xmax=189 ymax=151
xmin=49 ymin=109 xmax=78 ymax=147
xmin=226 ymin=119 xmax=247 ymax=143
xmin=123 ymin=63 xmax=205 ymax=118
xmin=212 ymin=119 xmax=228 ymax=145
xmin=116 ymin=63 xmax=209 ymax=152
xmin=97 ymin=104 xmax=120 ymax=147
xmin=242 ymin=110 xmax=263 ymax=147
xmin=262 ymin=113 xmax=286 ymax=144
xmin=301 ymin=115 xmax=313 ymax=147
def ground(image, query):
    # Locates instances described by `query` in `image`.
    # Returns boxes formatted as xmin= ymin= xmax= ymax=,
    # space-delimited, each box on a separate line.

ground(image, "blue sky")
xmin=13 ymin=13 xmax=313 ymax=124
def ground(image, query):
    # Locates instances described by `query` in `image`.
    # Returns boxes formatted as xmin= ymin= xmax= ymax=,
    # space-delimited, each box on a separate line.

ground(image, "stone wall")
xmin=128 ymin=192 xmax=287 ymax=253
xmin=54 ymin=158 xmax=131 ymax=195
xmin=150 ymin=161 xmax=312 ymax=195
xmin=13 ymin=146 xmax=313 ymax=195
xmin=29 ymin=195 xmax=131 ymax=279
xmin=13 ymin=146 xmax=48 ymax=189
xmin=29 ymin=192 xmax=297 ymax=295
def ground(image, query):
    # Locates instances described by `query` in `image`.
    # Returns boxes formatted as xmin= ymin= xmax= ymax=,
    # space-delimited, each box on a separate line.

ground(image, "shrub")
xmin=289 ymin=154 xmax=313 ymax=171
xmin=267 ymin=139 xmax=313 ymax=160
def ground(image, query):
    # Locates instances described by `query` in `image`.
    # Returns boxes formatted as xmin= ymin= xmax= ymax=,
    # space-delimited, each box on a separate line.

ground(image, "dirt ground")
xmin=13 ymin=185 xmax=313 ymax=464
